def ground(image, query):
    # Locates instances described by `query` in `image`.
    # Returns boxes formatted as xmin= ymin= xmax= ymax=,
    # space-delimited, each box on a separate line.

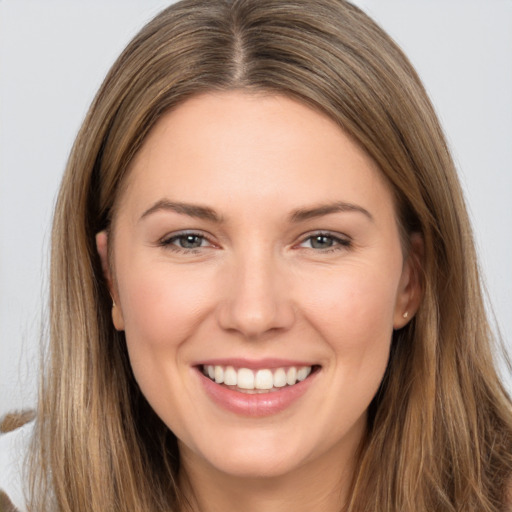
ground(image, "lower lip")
xmin=196 ymin=368 xmax=318 ymax=417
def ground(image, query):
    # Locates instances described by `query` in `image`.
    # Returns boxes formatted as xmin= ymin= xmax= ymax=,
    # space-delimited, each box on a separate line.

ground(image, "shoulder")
xmin=0 ymin=412 xmax=35 ymax=512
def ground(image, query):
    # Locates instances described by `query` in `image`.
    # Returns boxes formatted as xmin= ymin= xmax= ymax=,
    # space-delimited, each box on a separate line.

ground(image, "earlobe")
xmin=393 ymin=233 xmax=424 ymax=329
xmin=111 ymin=301 xmax=125 ymax=331
xmin=95 ymin=230 xmax=125 ymax=331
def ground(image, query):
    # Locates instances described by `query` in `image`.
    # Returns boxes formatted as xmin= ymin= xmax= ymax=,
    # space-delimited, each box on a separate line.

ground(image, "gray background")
xmin=1 ymin=0 xmax=511 ymax=416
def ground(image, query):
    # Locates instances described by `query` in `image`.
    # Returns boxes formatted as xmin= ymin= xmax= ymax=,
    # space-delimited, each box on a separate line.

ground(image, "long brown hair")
xmin=29 ymin=1 xmax=512 ymax=510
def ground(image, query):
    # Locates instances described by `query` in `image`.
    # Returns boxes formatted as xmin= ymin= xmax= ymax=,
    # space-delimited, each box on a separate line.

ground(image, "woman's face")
xmin=97 ymin=91 xmax=419 ymax=482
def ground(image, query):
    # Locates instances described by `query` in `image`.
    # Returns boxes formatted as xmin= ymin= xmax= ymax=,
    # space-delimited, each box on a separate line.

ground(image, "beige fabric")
xmin=0 ymin=413 xmax=35 ymax=435
xmin=0 ymin=489 xmax=20 ymax=512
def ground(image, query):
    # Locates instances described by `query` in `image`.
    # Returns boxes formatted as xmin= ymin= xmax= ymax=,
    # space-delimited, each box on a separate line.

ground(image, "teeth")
xmin=203 ymin=364 xmax=313 ymax=391
xmin=273 ymin=368 xmax=287 ymax=388
xmin=224 ymin=366 xmax=237 ymax=386
xmin=214 ymin=366 xmax=224 ymax=384
xmin=254 ymin=369 xmax=273 ymax=390
xmin=297 ymin=367 xmax=311 ymax=381
xmin=286 ymin=366 xmax=297 ymax=385
xmin=238 ymin=368 xmax=255 ymax=389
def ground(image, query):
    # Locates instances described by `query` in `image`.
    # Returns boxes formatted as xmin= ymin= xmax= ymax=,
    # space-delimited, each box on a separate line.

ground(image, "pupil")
xmin=180 ymin=235 xmax=202 ymax=248
xmin=311 ymin=235 xmax=333 ymax=249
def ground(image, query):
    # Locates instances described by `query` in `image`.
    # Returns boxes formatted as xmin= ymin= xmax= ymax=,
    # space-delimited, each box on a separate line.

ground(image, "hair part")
xmin=29 ymin=1 xmax=512 ymax=511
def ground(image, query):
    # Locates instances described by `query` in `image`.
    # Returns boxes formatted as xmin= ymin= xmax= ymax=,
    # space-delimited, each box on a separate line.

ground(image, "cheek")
xmin=116 ymin=261 xmax=218 ymax=354
xmin=299 ymin=262 xmax=400 ymax=349
xmin=114 ymin=261 xmax=220 ymax=430
xmin=299 ymin=264 xmax=400 ymax=422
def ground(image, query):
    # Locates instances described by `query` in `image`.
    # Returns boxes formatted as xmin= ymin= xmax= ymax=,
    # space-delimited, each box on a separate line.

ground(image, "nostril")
xmin=217 ymin=300 xmax=295 ymax=339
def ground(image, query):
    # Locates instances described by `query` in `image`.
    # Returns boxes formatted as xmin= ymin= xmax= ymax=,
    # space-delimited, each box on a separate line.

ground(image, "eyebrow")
xmin=139 ymin=199 xmax=373 ymax=224
xmin=289 ymin=201 xmax=374 ymax=223
xmin=139 ymin=200 xmax=223 ymax=223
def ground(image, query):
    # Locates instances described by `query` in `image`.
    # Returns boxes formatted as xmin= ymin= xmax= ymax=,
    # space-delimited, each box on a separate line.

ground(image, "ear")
xmin=393 ymin=232 xmax=424 ymax=329
xmin=95 ymin=230 xmax=125 ymax=331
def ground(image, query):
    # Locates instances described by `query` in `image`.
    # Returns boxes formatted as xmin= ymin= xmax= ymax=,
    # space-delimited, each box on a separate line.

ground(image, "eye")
xmin=174 ymin=234 xmax=206 ymax=249
xmin=160 ymin=231 xmax=212 ymax=251
xmin=298 ymin=232 xmax=351 ymax=251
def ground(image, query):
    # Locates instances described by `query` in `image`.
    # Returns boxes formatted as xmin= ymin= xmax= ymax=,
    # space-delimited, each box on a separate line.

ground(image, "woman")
xmin=1 ymin=0 xmax=511 ymax=510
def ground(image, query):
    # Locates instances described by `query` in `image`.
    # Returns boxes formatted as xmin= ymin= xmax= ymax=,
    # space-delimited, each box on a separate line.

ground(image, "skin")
xmin=97 ymin=91 xmax=422 ymax=512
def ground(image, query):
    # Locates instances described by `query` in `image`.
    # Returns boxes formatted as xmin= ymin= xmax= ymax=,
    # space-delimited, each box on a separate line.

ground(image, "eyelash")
xmin=297 ymin=232 xmax=352 ymax=253
xmin=158 ymin=231 xmax=352 ymax=254
xmin=159 ymin=231 xmax=212 ymax=254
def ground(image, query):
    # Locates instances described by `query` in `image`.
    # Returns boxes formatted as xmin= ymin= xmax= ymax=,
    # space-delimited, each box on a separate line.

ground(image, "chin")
xmin=179 ymin=432 xmax=316 ymax=480
xmin=209 ymin=452 xmax=306 ymax=480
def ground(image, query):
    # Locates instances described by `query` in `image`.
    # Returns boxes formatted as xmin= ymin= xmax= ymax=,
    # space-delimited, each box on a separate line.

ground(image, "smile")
xmin=195 ymin=359 xmax=320 ymax=416
xmin=201 ymin=365 xmax=313 ymax=393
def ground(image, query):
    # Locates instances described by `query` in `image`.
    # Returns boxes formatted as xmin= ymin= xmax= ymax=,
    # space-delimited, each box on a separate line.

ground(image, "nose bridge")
xmin=218 ymin=243 xmax=294 ymax=338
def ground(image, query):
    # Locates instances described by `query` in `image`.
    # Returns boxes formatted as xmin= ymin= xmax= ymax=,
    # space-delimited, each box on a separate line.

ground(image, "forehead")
xmin=115 ymin=91 xmax=395 ymax=225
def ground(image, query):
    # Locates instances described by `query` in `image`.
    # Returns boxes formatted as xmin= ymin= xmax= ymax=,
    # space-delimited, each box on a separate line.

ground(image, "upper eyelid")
xmin=296 ymin=230 xmax=351 ymax=243
xmin=293 ymin=232 xmax=352 ymax=253
xmin=160 ymin=229 xmax=211 ymax=242
xmin=158 ymin=231 xmax=215 ymax=250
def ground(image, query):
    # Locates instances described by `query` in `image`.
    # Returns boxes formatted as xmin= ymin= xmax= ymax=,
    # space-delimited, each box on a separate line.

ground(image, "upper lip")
xmin=194 ymin=358 xmax=317 ymax=370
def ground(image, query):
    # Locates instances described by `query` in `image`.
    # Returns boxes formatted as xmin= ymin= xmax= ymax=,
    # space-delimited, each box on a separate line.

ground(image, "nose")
xmin=217 ymin=249 xmax=296 ymax=340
